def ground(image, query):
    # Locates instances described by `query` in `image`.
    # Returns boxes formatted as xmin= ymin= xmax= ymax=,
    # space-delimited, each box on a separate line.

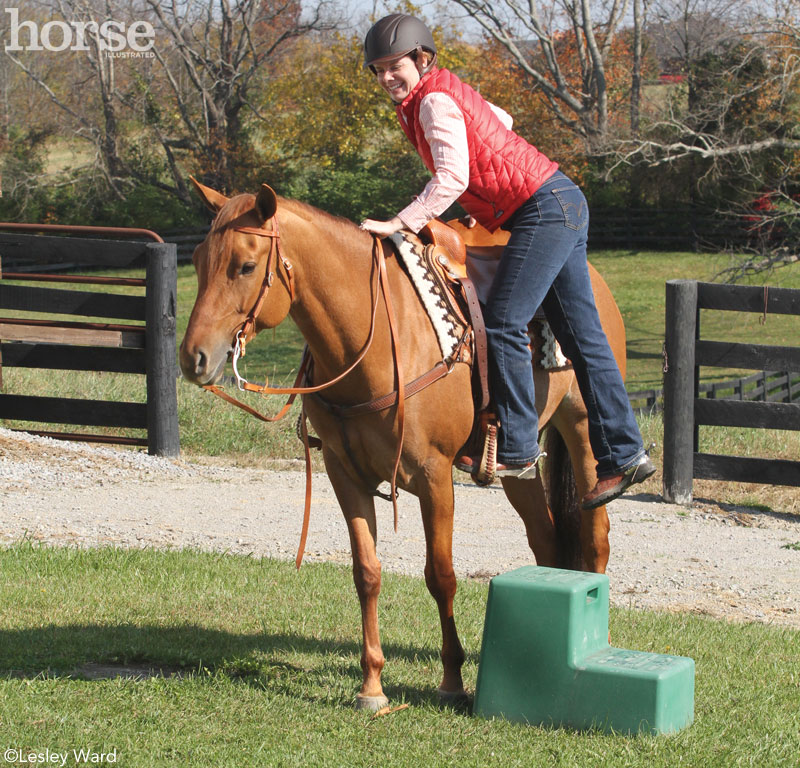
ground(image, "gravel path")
xmin=2 ymin=428 xmax=799 ymax=629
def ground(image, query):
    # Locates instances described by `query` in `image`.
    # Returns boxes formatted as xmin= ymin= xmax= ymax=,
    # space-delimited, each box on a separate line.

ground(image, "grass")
xmin=0 ymin=544 xmax=798 ymax=767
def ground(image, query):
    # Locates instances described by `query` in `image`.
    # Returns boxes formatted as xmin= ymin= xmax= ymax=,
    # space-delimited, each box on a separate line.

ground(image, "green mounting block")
xmin=473 ymin=566 xmax=695 ymax=734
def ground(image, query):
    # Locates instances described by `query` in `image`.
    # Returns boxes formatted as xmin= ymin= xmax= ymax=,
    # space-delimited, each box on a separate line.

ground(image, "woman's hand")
xmin=359 ymin=216 xmax=404 ymax=238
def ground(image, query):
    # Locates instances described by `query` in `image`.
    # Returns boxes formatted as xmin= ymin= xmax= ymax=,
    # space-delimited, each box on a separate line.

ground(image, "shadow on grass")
xmin=0 ymin=623 xmax=477 ymax=709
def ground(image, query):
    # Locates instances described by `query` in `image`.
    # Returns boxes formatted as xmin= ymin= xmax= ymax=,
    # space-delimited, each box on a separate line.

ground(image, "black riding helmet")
xmin=363 ymin=14 xmax=437 ymax=72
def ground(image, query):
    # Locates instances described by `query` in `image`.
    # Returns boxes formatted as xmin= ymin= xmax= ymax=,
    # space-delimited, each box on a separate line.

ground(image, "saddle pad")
xmin=389 ymin=231 xmax=464 ymax=360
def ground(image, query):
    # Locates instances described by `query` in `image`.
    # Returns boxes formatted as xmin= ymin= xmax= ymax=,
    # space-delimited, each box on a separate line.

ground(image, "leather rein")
xmin=201 ymin=215 xmax=461 ymax=566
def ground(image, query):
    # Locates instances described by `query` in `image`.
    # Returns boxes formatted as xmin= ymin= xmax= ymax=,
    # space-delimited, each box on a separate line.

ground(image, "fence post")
xmin=145 ymin=242 xmax=180 ymax=456
xmin=662 ymin=280 xmax=697 ymax=504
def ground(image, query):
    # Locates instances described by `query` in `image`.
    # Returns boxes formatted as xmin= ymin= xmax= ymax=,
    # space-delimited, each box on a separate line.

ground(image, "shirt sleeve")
xmin=396 ymin=93 xmax=470 ymax=233
xmin=489 ymin=101 xmax=513 ymax=130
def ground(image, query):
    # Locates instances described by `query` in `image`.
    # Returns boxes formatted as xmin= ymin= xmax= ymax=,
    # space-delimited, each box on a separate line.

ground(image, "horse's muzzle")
xmin=179 ymin=340 xmax=230 ymax=386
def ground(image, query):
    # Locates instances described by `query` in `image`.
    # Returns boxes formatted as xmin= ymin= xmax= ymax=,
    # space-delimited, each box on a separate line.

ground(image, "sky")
xmin=323 ymin=0 xmax=486 ymax=41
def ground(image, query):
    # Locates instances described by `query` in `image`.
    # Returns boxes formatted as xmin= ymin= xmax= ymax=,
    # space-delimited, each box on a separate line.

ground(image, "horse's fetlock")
xmin=361 ymin=648 xmax=385 ymax=675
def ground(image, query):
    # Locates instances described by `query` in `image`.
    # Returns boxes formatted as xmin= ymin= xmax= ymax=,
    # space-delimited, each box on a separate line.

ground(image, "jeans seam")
xmin=492 ymin=197 xmax=541 ymax=463
xmin=547 ymin=289 xmax=614 ymax=464
xmin=613 ymin=450 xmax=647 ymax=474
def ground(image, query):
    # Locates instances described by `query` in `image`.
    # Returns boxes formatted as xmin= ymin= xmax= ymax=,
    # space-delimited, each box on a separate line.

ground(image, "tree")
xmin=3 ymin=0 xmax=336 ymax=214
xmin=255 ymin=19 xmax=484 ymax=221
xmin=606 ymin=3 xmax=800 ymax=275
xmin=446 ymin=0 xmax=636 ymax=145
xmin=143 ymin=0 xmax=335 ymax=194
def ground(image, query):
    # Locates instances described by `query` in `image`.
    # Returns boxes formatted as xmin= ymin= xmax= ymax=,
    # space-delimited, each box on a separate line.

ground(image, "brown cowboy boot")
xmin=581 ymin=454 xmax=657 ymax=510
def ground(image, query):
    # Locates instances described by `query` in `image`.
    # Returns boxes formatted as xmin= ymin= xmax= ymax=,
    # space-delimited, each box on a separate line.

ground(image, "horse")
xmin=179 ymin=179 xmax=627 ymax=710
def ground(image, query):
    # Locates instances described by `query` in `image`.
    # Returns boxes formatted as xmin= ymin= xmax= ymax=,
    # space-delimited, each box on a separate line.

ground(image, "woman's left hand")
xmin=359 ymin=216 xmax=404 ymax=238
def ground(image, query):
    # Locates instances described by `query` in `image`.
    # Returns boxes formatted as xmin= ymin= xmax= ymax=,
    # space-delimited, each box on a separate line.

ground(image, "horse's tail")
xmin=542 ymin=425 xmax=582 ymax=570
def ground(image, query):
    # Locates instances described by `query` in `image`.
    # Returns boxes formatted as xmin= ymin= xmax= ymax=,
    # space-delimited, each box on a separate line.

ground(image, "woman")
xmin=359 ymin=13 xmax=654 ymax=509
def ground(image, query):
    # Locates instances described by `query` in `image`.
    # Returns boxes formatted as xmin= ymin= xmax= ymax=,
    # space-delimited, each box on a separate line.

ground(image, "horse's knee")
xmin=353 ymin=559 xmax=381 ymax=601
xmin=424 ymin=560 xmax=457 ymax=602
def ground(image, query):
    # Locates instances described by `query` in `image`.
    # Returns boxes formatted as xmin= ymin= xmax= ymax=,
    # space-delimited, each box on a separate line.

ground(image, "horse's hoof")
xmin=355 ymin=693 xmax=389 ymax=711
xmin=437 ymin=687 xmax=471 ymax=712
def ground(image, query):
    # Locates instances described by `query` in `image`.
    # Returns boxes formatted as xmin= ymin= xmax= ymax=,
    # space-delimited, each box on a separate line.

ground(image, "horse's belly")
xmin=534 ymin=368 xmax=574 ymax=427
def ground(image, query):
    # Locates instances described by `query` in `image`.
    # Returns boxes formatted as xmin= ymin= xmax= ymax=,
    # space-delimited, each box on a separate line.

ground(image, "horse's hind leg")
xmin=323 ymin=449 xmax=387 ymax=709
xmin=416 ymin=466 xmax=467 ymax=705
xmin=551 ymin=390 xmax=610 ymax=573
xmin=499 ymin=475 xmax=559 ymax=567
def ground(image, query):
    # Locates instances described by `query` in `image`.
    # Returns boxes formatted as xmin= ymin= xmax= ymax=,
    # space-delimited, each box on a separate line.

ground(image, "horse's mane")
xmin=280 ymin=196 xmax=359 ymax=235
xmin=213 ymin=190 xmax=360 ymax=240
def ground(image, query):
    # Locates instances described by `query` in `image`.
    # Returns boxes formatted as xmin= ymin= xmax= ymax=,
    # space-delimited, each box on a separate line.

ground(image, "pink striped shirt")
xmin=397 ymin=93 xmax=513 ymax=233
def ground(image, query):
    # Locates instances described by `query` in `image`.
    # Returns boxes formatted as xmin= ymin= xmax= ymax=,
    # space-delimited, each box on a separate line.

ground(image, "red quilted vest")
xmin=396 ymin=68 xmax=558 ymax=231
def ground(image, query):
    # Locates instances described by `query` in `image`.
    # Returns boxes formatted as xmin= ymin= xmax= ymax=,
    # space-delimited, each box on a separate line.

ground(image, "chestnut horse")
xmin=180 ymin=179 xmax=627 ymax=709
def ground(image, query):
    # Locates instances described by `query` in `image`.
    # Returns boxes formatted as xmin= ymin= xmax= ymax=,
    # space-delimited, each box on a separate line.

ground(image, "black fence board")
xmin=696 ymin=340 xmax=800 ymax=372
xmin=694 ymin=398 xmax=800 ymax=430
xmin=0 ymin=284 xmax=145 ymax=321
xmin=0 ymin=394 xmax=147 ymax=428
xmin=694 ymin=453 xmax=800 ymax=486
xmin=0 ymin=342 xmax=146 ymax=374
xmin=697 ymin=282 xmax=800 ymax=315
xmin=0 ymin=232 xmax=148 ymax=269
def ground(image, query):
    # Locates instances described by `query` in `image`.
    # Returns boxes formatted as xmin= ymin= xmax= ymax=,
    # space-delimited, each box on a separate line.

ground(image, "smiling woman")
xmin=358 ymin=13 xmax=655 ymax=503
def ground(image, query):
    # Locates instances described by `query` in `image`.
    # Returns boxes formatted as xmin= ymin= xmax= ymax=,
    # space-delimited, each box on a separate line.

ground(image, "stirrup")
xmin=494 ymin=454 xmax=546 ymax=480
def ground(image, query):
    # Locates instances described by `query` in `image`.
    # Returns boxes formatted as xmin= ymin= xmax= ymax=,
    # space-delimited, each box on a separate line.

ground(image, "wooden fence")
xmin=3 ymin=210 xmax=764 ymax=269
xmin=164 ymin=212 xmax=750 ymax=257
xmin=628 ymin=370 xmax=800 ymax=415
xmin=662 ymin=279 xmax=800 ymax=503
xmin=0 ymin=224 xmax=179 ymax=456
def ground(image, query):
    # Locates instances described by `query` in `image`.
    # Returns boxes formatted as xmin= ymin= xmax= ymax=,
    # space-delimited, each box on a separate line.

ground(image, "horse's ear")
xmin=255 ymin=184 xmax=278 ymax=223
xmin=189 ymin=175 xmax=229 ymax=213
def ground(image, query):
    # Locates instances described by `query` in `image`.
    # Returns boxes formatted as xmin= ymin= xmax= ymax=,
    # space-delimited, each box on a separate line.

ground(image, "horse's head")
xmin=179 ymin=178 xmax=294 ymax=386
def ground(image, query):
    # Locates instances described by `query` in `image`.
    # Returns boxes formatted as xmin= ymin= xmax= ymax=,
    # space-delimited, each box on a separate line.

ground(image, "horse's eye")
xmin=241 ymin=262 xmax=257 ymax=276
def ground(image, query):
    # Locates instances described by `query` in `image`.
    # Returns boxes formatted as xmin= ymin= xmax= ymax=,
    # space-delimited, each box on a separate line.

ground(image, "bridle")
xmin=205 ymin=214 xmax=389 ymax=406
xmin=220 ymin=216 xmax=295 ymax=391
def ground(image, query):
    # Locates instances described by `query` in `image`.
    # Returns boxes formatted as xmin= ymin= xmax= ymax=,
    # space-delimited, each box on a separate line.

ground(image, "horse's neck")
xmin=281 ymin=212 xmax=396 ymax=382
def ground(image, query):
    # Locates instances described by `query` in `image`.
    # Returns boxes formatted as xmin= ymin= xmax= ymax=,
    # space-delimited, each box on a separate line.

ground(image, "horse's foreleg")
xmin=499 ymin=475 xmax=559 ymax=567
xmin=551 ymin=394 xmax=610 ymax=573
xmin=323 ymin=449 xmax=387 ymax=709
xmin=417 ymin=469 xmax=467 ymax=704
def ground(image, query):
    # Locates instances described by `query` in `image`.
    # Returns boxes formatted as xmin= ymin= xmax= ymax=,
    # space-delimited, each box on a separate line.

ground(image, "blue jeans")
xmin=483 ymin=171 xmax=644 ymax=475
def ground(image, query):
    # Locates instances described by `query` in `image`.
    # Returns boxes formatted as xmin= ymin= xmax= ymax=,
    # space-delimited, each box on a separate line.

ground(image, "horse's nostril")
xmin=195 ymin=350 xmax=207 ymax=376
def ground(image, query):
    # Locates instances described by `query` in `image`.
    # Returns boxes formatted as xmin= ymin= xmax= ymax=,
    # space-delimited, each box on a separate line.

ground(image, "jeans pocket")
xmin=551 ymin=186 xmax=588 ymax=231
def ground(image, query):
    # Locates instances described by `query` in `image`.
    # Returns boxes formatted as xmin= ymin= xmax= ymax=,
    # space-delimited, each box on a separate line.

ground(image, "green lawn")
xmin=172 ymin=250 xmax=800 ymax=394
xmin=1 ymin=545 xmax=798 ymax=767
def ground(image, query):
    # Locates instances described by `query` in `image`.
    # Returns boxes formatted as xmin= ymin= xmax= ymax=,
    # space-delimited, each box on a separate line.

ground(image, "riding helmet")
xmin=363 ymin=14 xmax=437 ymax=70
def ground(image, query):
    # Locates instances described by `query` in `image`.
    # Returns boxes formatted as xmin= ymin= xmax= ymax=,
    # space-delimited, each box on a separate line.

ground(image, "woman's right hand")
xmin=359 ymin=216 xmax=404 ymax=238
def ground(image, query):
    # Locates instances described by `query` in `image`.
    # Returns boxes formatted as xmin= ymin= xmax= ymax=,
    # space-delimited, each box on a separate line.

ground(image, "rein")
xmin=201 ymin=217 xmax=454 ymax=565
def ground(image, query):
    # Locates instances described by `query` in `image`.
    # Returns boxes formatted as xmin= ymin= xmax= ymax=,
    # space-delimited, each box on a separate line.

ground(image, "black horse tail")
xmin=542 ymin=425 xmax=583 ymax=570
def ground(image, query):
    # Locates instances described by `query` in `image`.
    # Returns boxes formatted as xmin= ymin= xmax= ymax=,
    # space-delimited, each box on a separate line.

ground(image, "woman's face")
xmin=373 ymin=54 xmax=422 ymax=103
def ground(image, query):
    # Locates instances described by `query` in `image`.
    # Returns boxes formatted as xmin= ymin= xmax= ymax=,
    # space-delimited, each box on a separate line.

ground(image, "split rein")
xmin=201 ymin=215 xmax=456 ymax=567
